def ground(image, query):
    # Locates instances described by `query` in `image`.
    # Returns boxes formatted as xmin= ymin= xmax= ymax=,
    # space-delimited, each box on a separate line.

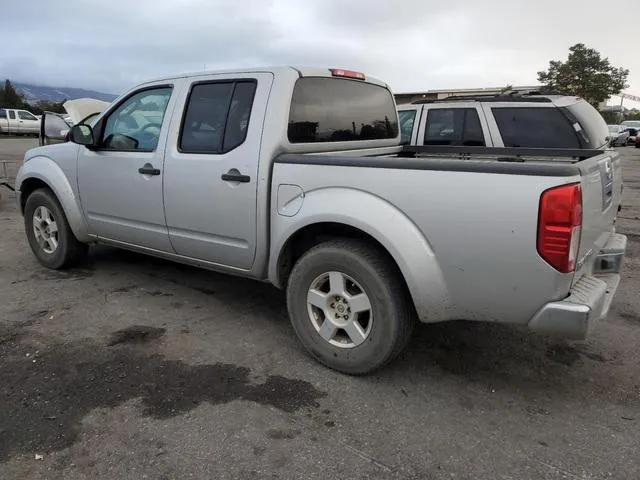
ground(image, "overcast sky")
xmin=1 ymin=0 xmax=638 ymax=105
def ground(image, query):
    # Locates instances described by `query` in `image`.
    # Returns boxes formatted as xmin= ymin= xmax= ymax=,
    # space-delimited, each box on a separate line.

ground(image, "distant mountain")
xmin=13 ymin=82 xmax=118 ymax=104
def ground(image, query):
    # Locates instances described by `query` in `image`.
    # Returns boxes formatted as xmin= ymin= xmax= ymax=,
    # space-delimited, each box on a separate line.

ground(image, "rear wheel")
xmin=286 ymin=239 xmax=414 ymax=375
xmin=24 ymin=188 xmax=88 ymax=269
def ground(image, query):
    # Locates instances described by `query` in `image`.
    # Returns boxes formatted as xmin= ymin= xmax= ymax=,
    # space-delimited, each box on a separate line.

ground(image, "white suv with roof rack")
xmin=398 ymin=92 xmax=611 ymax=151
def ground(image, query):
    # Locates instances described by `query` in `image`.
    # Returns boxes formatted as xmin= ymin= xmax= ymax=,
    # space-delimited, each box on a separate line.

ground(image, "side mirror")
xmin=69 ymin=124 xmax=95 ymax=147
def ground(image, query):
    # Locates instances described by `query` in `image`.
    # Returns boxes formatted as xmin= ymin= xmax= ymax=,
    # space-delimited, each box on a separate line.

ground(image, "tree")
xmin=2 ymin=79 xmax=24 ymax=108
xmin=537 ymin=44 xmax=629 ymax=107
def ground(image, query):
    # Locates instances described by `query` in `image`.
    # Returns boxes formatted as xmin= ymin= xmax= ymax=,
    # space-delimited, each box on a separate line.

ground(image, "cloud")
xmin=0 ymin=0 xmax=638 ymax=105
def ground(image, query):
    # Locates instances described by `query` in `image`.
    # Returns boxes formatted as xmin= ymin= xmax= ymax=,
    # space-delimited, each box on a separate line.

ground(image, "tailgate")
xmin=574 ymin=151 xmax=623 ymax=280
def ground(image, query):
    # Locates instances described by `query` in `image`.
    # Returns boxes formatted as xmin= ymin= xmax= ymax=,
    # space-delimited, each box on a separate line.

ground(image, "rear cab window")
xmin=288 ymin=77 xmax=398 ymax=143
xmin=492 ymin=107 xmax=581 ymax=148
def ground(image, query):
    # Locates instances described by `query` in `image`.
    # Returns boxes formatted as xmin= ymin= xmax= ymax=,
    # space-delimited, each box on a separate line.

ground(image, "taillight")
xmin=330 ymin=68 xmax=366 ymax=80
xmin=537 ymin=183 xmax=582 ymax=273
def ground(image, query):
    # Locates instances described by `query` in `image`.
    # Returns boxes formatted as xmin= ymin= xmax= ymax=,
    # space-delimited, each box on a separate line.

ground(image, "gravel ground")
xmin=1 ymin=137 xmax=639 ymax=480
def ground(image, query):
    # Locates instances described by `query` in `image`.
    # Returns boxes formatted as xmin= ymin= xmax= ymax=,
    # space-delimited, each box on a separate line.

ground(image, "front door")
xmin=77 ymin=84 xmax=177 ymax=252
xmin=162 ymin=73 xmax=272 ymax=270
xmin=17 ymin=110 xmax=40 ymax=134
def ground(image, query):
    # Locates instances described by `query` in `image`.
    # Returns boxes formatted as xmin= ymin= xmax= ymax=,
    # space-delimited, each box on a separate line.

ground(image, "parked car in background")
xmin=621 ymin=126 xmax=639 ymax=145
xmin=608 ymin=124 xmax=630 ymax=146
xmin=398 ymin=92 xmax=610 ymax=150
xmin=16 ymin=66 xmax=626 ymax=374
xmin=0 ymin=108 xmax=41 ymax=135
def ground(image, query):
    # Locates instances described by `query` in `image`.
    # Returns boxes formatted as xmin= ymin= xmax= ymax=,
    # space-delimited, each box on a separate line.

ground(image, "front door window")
xmin=101 ymin=87 xmax=172 ymax=151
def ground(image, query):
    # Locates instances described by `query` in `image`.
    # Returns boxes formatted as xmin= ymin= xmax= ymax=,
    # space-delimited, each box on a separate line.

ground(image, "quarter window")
xmin=101 ymin=87 xmax=172 ymax=151
xmin=424 ymin=108 xmax=485 ymax=146
xmin=492 ymin=107 xmax=580 ymax=148
xmin=179 ymin=80 xmax=257 ymax=154
xmin=398 ymin=110 xmax=416 ymax=144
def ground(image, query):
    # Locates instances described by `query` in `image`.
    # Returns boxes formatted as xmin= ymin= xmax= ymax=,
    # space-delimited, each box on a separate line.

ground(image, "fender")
xmin=16 ymin=156 xmax=91 ymax=243
xmin=269 ymin=187 xmax=454 ymax=323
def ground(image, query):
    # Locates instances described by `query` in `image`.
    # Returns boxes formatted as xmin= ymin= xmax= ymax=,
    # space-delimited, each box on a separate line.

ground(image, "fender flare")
xmin=17 ymin=156 xmax=91 ymax=243
xmin=269 ymin=187 xmax=453 ymax=322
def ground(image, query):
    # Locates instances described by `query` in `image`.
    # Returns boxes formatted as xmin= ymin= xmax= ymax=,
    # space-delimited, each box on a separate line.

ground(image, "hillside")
xmin=13 ymin=82 xmax=118 ymax=104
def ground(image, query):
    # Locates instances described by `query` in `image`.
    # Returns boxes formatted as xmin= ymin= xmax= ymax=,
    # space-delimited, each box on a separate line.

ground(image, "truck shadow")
xmin=87 ymin=246 xmax=623 ymax=400
xmin=384 ymin=320 xmax=624 ymax=403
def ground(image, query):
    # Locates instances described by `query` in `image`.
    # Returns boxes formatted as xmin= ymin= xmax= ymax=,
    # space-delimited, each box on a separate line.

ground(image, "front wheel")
xmin=286 ymin=239 xmax=414 ymax=375
xmin=24 ymin=188 xmax=88 ymax=269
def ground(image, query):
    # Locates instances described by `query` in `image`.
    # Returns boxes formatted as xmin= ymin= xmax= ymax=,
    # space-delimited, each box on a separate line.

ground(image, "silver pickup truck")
xmin=15 ymin=66 xmax=626 ymax=374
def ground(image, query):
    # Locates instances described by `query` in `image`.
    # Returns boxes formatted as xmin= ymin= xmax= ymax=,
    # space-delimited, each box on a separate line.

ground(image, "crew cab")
xmin=15 ymin=67 xmax=626 ymax=374
xmin=0 ymin=108 xmax=40 ymax=135
xmin=398 ymin=92 xmax=610 ymax=150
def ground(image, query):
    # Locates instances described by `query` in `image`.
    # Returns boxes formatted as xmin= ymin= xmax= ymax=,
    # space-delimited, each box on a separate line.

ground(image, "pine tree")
xmin=2 ymin=79 xmax=24 ymax=108
xmin=537 ymin=44 xmax=629 ymax=107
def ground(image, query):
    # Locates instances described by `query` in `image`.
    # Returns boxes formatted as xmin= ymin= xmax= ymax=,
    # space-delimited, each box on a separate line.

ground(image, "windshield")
xmin=621 ymin=120 xmax=640 ymax=128
xmin=608 ymin=125 xmax=620 ymax=133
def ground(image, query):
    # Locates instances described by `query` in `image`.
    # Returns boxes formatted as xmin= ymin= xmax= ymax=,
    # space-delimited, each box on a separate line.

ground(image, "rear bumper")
xmin=528 ymin=233 xmax=627 ymax=340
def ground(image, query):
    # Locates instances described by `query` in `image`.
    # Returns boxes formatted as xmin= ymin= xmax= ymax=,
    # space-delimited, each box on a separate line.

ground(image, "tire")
xmin=24 ymin=188 xmax=88 ymax=269
xmin=286 ymin=239 xmax=414 ymax=375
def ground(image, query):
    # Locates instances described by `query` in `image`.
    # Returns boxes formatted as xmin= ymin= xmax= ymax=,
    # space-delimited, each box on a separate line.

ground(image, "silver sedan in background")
xmin=608 ymin=124 xmax=629 ymax=147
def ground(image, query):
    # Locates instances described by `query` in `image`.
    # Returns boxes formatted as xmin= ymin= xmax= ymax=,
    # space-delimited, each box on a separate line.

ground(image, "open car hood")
xmin=40 ymin=97 xmax=111 ymax=146
xmin=63 ymin=98 xmax=110 ymax=124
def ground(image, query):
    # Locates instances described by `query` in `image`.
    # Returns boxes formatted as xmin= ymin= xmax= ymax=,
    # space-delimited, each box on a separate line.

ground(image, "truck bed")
xmin=271 ymin=145 xmax=623 ymax=333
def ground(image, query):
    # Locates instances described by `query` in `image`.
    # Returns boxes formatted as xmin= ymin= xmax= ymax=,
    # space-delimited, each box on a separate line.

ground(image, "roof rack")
xmin=410 ymin=89 xmax=565 ymax=105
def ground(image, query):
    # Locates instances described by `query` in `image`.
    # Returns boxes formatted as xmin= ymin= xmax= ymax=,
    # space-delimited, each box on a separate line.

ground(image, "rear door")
xmin=7 ymin=110 xmax=18 ymax=133
xmin=162 ymin=72 xmax=272 ymax=269
xmin=415 ymin=104 xmax=491 ymax=146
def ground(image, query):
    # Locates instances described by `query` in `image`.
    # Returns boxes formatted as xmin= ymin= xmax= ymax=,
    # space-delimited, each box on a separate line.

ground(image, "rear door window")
xmin=398 ymin=110 xmax=416 ymax=144
xmin=492 ymin=107 xmax=580 ymax=148
xmin=179 ymin=80 xmax=257 ymax=154
xmin=288 ymin=77 xmax=398 ymax=143
xmin=424 ymin=108 xmax=485 ymax=146
xmin=8 ymin=110 xmax=16 ymax=120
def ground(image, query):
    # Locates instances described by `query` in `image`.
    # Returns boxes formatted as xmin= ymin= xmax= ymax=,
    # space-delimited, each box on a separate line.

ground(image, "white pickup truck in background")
xmin=0 ymin=108 xmax=41 ymax=135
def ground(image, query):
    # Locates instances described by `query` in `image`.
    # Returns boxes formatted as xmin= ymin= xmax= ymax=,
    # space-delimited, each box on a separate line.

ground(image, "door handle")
xmin=138 ymin=165 xmax=161 ymax=176
xmin=221 ymin=171 xmax=251 ymax=183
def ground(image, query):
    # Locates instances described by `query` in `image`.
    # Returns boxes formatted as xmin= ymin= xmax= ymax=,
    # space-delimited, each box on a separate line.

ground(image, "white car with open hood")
xmin=40 ymin=98 xmax=111 ymax=145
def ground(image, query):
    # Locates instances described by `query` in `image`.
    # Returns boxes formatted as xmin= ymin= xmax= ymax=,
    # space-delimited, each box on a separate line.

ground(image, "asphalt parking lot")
xmin=1 ymin=137 xmax=640 ymax=480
